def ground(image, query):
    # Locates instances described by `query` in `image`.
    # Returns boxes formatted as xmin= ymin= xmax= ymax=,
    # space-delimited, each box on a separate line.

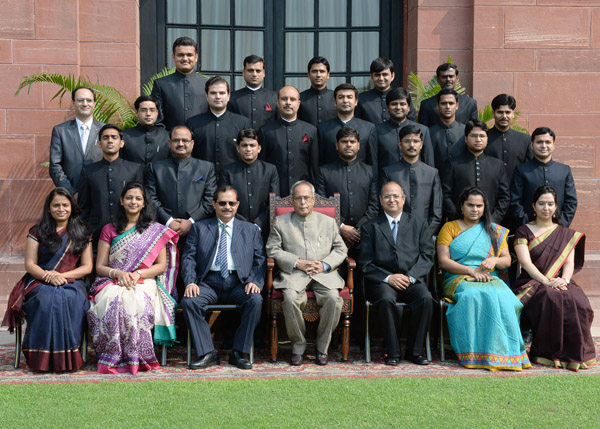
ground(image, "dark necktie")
xmin=216 ymin=223 xmax=229 ymax=278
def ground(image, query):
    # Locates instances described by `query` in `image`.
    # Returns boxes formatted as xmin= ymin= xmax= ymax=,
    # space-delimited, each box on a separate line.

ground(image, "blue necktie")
xmin=392 ymin=220 xmax=398 ymax=244
xmin=216 ymin=223 xmax=229 ymax=278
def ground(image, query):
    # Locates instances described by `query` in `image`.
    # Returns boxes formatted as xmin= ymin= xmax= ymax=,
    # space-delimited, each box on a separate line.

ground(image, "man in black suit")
xmin=441 ymin=119 xmax=510 ymax=223
xmin=316 ymin=126 xmax=378 ymax=251
xmin=121 ymin=95 xmax=170 ymax=165
xmin=418 ymin=63 xmax=478 ymax=127
xmin=356 ymin=57 xmax=416 ymax=124
xmin=145 ymin=125 xmax=217 ymax=240
xmin=78 ymin=124 xmax=144 ymax=242
xmin=382 ymin=125 xmax=442 ymax=235
xmin=219 ymin=128 xmax=279 ymax=233
xmin=180 ymin=185 xmax=265 ymax=370
xmin=49 ymin=86 xmax=104 ymax=194
xmin=259 ymin=86 xmax=319 ymax=196
xmin=151 ymin=37 xmax=208 ymax=131
xmin=318 ymin=83 xmax=377 ymax=167
xmin=359 ymin=181 xmax=434 ymax=365
xmin=228 ymin=55 xmax=277 ymax=130
xmin=375 ymin=87 xmax=434 ymax=176
xmin=510 ymin=126 xmax=577 ymax=227
xmin=186 ymin=76 xmax=250 ymax=174
xmin=298 ymin=56 xmax=337 ymax=126
xmin=429 ymin=88 xmax=466 ymax=172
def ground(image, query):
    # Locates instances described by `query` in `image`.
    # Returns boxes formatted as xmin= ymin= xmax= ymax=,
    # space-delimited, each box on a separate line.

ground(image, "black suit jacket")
xmin=181 ymin=218 xmax=266 ymax=288
xmin=359 ymin=213 xmax=435 ymax=286
xmin=219 ymin=159 xmax=279 ymax=231
xmin=145 ymin=155 xmax=217 ymax=223
xmin=356 ymin=88 xmax=417 ymax=124
xmin=418 ymin=93 xmax=478 ymax=127
xmin=258 ymin=118 xmax=319 ymax=196
xmin=49 ymin=119 xmax=104 ymax=193
xmin=441 ymin=152 xmax=510 ymax=223
xmin=77 ymin=157 xmax=144 ymax=237
xmin=186 ymin=110 xmax=251 ymax=173
xmin=298 ymin=87 xmax=337 ymax=126
xmin=429 ymin=121 xmax=467 ymax=172
xmin=318 ymin=116 xmax=377 ymax=167
xmin=151 ymin=71 xmax=209 ymax=131
xmin=121 ymin=124 xmax=170 ymax=166
xmin=510 ymin=158 xmax=577 ymax=227
xmin=382 ymin=159 xmax=442 ymax=234
xmin=228 ymin=86 xmax=278 ymax=130
xmin=316 ymin=158 xmax=379 ymax=229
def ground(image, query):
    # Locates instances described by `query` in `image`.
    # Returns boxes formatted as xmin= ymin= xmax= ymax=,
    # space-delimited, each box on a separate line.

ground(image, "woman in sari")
xmin=88 ymin=182 xmax=179 ymax=374
xmin=513 ymin=185 xmax=595 ymax=371
xmin=437 ymin=187 xmax=530 ymax=371
xmin=2 ymin=187 xmax=92 ymax=372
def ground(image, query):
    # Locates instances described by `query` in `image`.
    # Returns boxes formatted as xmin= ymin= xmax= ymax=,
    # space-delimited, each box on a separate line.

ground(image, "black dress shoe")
xmin=407 ymin=354 xmax=429 ymax=365
xmin=229 ymin=350 xmax=252 ymax=370
xmin=315 ymin=351 xmax=328 ymax=366
xmin=384 ymin=357 xmax=399 ymax=366
xmin=291 ymin=353 xmax=303 ymax=366
xmin=188 ymin=350 xmax=220 ymax=370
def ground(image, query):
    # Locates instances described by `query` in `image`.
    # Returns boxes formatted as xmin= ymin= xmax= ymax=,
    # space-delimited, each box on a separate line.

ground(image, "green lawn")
xmin=1 ymin=376 xmax=598 ymax=427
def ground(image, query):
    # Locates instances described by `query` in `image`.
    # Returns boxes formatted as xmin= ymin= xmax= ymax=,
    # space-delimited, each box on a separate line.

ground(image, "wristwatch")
xmin=136 ymin=270 xmax=143 ymax=278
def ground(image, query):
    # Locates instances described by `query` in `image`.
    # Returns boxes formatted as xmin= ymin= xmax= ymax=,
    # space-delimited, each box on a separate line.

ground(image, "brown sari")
xmin=512 ymin=224 xmax=596 ymax=371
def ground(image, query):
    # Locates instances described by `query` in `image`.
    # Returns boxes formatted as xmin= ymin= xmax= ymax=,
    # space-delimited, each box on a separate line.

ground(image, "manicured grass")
xmin=0 ymin=376 xmax=598 ymax=427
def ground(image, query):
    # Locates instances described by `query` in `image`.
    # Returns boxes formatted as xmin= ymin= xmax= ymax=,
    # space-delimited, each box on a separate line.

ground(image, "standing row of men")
xmin=47 ymin=36 xmax=578 ymax=368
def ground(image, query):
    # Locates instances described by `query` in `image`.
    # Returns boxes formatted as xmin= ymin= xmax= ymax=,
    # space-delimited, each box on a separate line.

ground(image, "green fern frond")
xmin=478 ymin=104 xmax=494 ymax=124
xmin=142 ymin=67 xmax=176 ymax=95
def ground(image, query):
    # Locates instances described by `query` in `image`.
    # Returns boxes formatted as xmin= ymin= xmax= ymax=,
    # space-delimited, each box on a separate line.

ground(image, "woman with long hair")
xmin=437 ymin=186 xmax=530 ymax=371
xmin=88 ymin=182 xmax=179 ymax=374
xmin=2 ymin=187 xmax=92 ymax=371
xmin=513 ymin=184 xmax=596 ymax=370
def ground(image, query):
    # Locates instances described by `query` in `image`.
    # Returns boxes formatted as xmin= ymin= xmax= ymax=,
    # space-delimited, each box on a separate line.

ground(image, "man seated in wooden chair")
xmin=266 ymin=181 xmax=348 ymax=366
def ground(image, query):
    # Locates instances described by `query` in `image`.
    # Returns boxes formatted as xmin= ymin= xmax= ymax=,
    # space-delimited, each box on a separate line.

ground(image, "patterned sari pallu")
xmin=88 ymin=223 xmax=178 ymax=374
xmin=513 ymin=225 xmax=596 ymax=371
xmin=442 ymin=222 xmax=531 ymax=371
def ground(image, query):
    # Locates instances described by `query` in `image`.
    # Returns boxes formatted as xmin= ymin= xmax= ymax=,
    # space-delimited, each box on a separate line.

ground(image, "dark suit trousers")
xmin=180 ymin=271 xmax=263 ymax=356
xmin=367 ymin=281 xmax=432 ymax=358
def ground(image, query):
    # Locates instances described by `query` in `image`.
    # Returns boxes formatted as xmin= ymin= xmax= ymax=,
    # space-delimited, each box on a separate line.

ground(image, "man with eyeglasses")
xmin=49 ymin=86 xmax=104 ymax=194
xmin=146 ymin=125 xmax=216 ymax=247
xmin=381 ymin=125 xmax=442 ymax=235
xmin=180 ymin=185 xmax=265 ymax=370
xmin=358 ymin=181 xmax=434 ymax=366
xmin=441 ymin=119 xmax=510 ymax=223
xmin=266 ymin=181 xmax=348 ymax=366
xmin=121 ymin=95 xmax=170 ymax=166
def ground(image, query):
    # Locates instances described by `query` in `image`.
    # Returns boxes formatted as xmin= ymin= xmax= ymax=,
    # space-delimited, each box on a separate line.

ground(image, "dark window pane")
xmin=352 ymin=0 xmax=379 ymax=27
xmin=351 ymin=32 xmax=378 ymax=72
xmin=286 ymin=32 xmax=314 ymax=73
xmin=319 ymin=0 xmax=346 ymax=27
xmin=201 ymin=0 xmax=230 ymax=25
xmin=235 ymin=0 xmax=264 ymax=26
xmin=201 ymin=29 xmax=231 ymax=71
xmin=318 ymin=32 xmax=346 ymax=72
xmin=167 ymin=28 xmax=198 ymax=68
xmin=167 ymin=0 xmax=197 ymax=24
xmin=235 ymin=31 xmax=264 ymax=70
xmin=286 ymin=0 xmax=314 ymax=28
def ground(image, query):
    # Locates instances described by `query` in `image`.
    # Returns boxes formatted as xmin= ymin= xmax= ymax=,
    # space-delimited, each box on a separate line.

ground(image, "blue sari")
xmin=441 ymin=222 xmax=530 ymax=371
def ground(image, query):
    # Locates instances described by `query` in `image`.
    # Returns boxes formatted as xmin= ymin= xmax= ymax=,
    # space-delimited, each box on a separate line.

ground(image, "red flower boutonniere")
xmin=265 ymin=102 xmax=272 ymax=111
xmin=302 ymin=133 xmax=309 ymax=143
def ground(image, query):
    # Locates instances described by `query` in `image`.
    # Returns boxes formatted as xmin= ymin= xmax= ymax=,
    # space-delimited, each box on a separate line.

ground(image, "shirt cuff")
xmin=166 ymin=217 xmax=174 ymax=227
xmin=409 ymin=276 xmax=416 ymax=284
xmin=189 ymin=217 xmax=195 ymax=224
xmin=322 ymin=262 xmax=330 ymax=272
xmin=383 ymin=275 xmax=391 ymax=283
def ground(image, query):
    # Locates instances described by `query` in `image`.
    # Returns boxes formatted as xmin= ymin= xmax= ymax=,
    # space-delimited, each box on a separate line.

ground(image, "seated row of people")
xmin=3 ymin=181 xmax=594 ymax=374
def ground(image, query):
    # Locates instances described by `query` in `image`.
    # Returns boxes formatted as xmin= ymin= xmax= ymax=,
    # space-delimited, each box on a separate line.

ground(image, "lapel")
xmin=376 ymin=214 xmax=396 ymax=249
xmin=68 ymin=120 xmax=85 ymax=157
xmin=84 ymin=120 xmax=100 ymax=157
xmin=206 ymin=218 xmax=219 ymax=260
xmin=395 ymin=213 xmax=411 ymax=248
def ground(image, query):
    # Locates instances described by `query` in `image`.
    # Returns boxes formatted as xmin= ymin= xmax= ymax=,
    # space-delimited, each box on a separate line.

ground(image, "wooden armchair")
xmin=265 ymin=192 xmax=355 ymax=362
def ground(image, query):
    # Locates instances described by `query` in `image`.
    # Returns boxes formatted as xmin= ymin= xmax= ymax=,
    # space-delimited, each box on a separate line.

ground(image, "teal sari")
xmin=442 ymin=222 xmax=531 ymax=371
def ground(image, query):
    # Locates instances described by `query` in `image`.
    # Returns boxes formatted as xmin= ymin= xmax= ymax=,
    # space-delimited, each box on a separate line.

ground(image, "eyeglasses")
xmin=293 ymin=196 xmax=314 ymax=202
xmin=171 ymin=138 xmax=192 ymax=144
xmin=382 ymin=194 xmax=404 ymax=200
xmin=76 ymin=98 xmax=94 ymax=104
xmin=217 ymin=201 xmax=238 ymax=207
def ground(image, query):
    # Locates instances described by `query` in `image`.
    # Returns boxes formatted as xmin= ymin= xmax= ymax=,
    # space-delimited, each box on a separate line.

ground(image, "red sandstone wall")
xmin=0 ymin=0 xmax=140 ymax=313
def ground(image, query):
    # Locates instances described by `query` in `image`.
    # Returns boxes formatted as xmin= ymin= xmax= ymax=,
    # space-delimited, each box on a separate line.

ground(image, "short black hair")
xmin=398 ymin=124 xmax=422 ymax=141
xmin=172 ymin=37 xmax=197 ymax=53
xmin=307 ymin=56 xmax=330 ymax=73
xmin=531 ymin=127 xmax=556 ymax=142
xmin=243 ymin=55 xmax=264 ymax=67
xmin=169 ymin=125 xmax=193 ymax=140
xmin=205 ymin=75 xmax=230 ymax=93
xmin=386 ymin=87 xmax=411 ymax=106
xmin=71 ymin=87 xmax=96 ymax=102
xmin=436 ymin=88 xmax=458 ymax=103
xmin=334 ymin=83 xmax=357 ymax=98
xmin=436 ymin=63 xmax=459 ymax=77
xmin=491 ymin=94 xmax=516 ymax=111
xmin=99 ymin=123 xmax=123 ymax=139
xmin=213 ymin=185 xmax=239 ymax=202
xmin=465 ymin=119 xmax=488 ymax=136
xmin=370 ymin=57 xmax=394 ymax=74
xmin=133 ymin=95 xmax=157 ymax=111
xmin=336 ymin=126 xmax=359 ymax=142
xmin=237 ymin=128 xmax=260 ymax=145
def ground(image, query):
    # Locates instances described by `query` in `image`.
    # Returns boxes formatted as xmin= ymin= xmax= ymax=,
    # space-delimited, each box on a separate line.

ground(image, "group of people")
xmin=1 ymin=36 xmax=595 ymax=374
